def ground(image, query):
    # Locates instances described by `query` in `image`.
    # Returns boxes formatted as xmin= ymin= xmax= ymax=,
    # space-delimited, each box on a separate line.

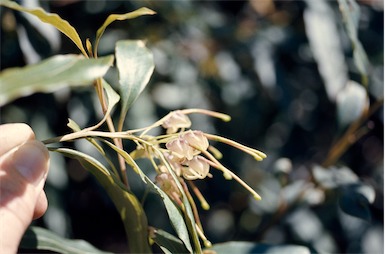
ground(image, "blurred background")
xmin=1 ymin=0 xmax=383 ymax=253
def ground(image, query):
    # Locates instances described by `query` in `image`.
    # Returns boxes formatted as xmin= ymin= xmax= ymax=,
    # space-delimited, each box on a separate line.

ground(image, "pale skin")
xmin=0 ymin=123 xmax=50 ymax=253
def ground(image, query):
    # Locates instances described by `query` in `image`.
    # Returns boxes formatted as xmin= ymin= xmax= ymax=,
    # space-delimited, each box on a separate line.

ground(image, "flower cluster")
xmin=165 ymin=130 xmax=210 ymax=180
xmin=152 ymin=110 xmax=266 ymax=201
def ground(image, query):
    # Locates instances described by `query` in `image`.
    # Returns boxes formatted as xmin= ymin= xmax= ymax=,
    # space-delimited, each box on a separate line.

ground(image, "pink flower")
xmin=163 ymin=154 xmax=182 ymax=176
xmin=182 ymin=156 xmax=210 ymax=180
xmin=166 ymin=138 xmax=196 ymax=160
xmin=181 ymin=130 xmax=209 ymax=151
xmin=162 ymin=111 xmax=192 ymax=134
xmin=156 ymin=173 xmax=179 ymax=196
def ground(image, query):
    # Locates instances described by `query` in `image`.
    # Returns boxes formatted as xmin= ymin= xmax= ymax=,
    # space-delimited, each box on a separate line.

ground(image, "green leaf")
xmin=312 ymin=165 xmax=359 ymax=189
xmin=0 ymin=0 xmax=87 ymax=56
xmin=304 ymin=0 xmax=347 ymax=101
xmin=94 ymin=7 xmax=156 ymax=55
xmin=207 ymin=241 xmax=311 ymax=254
xmin=339 ymin=183 xmax=375 ymax=221
xmin=20 ymin=226 xmax=111 ymax=254
xmin=50 ymin=147 xmax=151 ymax=253
xmin=337 ymin=0 xmax=370 ymax=85
xmin=0 ymin=54 xmax=114 ymax=106
xmin=336 ymin=80 xmax=368 ymax=128
xmin=67 ymin=118 xmax=81 ymax=132
xmin=152 ymin=228 xmax=190 ymax=254
xmin=100 ymin=79 xmax=120 ymax=124
xmin=116 ymin=40 xmax=155 ymax=131
xmin=100 ymin=140 xmax=194 ymax=253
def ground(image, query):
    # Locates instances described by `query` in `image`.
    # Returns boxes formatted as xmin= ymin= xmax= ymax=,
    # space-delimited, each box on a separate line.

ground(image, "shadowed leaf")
xmin=20 ymin=226 xmax=111 ymax=254
xmin=94 ymin=7 xmax=156 ymax=55
xmin=152 ymin=228 xmax=190 ymax=254
xmin=101 ymin=140 xmax=194 ymax=253
xmin=50 ymin=147 xmax=151 ymax=253
xmin=207 ymin=241 xmax=311 ymax=254
xmin=0 ymin=0 xmax=87 ymax=56
xmin=339 ymin=183 xmax=375 ymax=221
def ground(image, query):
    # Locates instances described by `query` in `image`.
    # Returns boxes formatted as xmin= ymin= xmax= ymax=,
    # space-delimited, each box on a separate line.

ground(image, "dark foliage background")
xmin=1 ymin=0 xmax=383 ymax=253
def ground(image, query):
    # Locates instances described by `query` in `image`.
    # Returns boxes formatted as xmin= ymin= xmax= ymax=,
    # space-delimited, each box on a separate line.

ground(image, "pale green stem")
xmin=179 ymin=108 xmax=231 ymax=122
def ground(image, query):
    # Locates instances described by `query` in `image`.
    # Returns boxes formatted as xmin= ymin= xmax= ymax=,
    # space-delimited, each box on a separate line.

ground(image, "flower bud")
xmin=163 ymin=155 xmax=182 ymax=176
xmin=162 ymin=111 xmax=191 ymax=134
xmin=182 ymin=130 xmax=209 ymax=151
xmin=156 ymin=173 xmax=179 ymax=194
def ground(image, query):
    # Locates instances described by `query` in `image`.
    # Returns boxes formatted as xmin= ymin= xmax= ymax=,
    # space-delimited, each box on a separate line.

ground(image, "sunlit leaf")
xmin=0 ymin=0 xmax=87 ymax=56
xmin=336 ymin=80 xmax=368 ymax=128
xmin=0 ymin=54 xmax=113 ymax=106
xmin=337 ymin=0 xmax=370 ymax=84
xmin=50 ymin=147 xmax=151 ymax=253
xmin=20 ymin=226 xmax=111 ymax=254
xmin=67 ymin=118 xmax=81 ymax=132
xmin=94 ymin=7 xmax=156 ymax=55
xmin=116 ymin=40 xmax=155 ymax=130
xmin=339 ymin=183 xmax=375 ymax=221
xmin=152 ymin=228 xmax=190 ymax=254
xmin=98 ymin=79 xmax=120 ymax=126
xmin=207 ymin=241 xmax=311 ymax=254
xmin=312 ymin=165 xmax=359 ymax=189
xmin=304 ymin=0 xmax=348 ymax=101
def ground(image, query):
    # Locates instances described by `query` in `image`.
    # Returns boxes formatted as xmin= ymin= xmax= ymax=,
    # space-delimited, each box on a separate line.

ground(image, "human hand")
xmin=0 ymin=123 xmax=50 ymax=253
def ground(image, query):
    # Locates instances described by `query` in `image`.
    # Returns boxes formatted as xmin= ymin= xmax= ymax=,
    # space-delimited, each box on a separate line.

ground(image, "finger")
xmin=0 ymin=140 xmax=50 ymax=253
xmin=33 ymin=191 xmax=48 ymax=220
xmin=0 ymin=124 xmax=35 ymax=156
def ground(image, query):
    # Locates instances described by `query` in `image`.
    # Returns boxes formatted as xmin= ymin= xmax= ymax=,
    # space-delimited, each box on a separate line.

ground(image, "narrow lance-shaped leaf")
xmin=20 ymin=226 xmax=112 ymax=254
xmin=337 ymin=0 xmax=370 ymax=85
xmin=0 ymin=54 xmax=114 ymax=106
xmin=50 ymin=147 xmax=151 ymax=253
xmin=152 ymin=228 xmax=190 ymax=254
xmin=101 ymin=140 xmax=194 ymax=253
xmin=94 ymin=7 xmax=156 ymax=56
xmin=0 ymin=0 xmax=87 ymax=56
xmin=116 ymin=40 xmax=155 ymax=131
xmin=94 ymin=79 xmax=121 ymax=128
xmin=207 ymin=241 xmax=311 ymax=254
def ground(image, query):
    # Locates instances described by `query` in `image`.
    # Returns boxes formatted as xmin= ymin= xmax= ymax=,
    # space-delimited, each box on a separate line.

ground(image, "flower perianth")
xmin=155 ymin=172 xmax=183 ymax=205
xmin=181 ymin=130 xmax=209 ymax=152
xmin=162 ymin=110 xmax=192 ymax=134
xmin=182 ymin=156 xmax=210 ymax=180
xmin=166 ymin=138 xmax=197 ymax=161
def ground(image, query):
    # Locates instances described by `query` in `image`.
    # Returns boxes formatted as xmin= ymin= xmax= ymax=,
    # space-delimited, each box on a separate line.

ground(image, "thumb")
xmin=0 ymin=140 xmax=50 ymax=253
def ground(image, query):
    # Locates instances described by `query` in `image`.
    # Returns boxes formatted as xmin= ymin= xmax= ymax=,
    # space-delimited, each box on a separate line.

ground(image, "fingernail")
xmin=12 ymin=141 xmax=49 ymax=185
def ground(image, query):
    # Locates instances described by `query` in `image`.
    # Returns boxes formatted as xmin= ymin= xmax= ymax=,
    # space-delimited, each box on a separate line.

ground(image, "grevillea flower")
xmin=155 ymin=172 xmax=180 ymax=201
xmin=181 ymin=130 xmax=209 ymax=151
xmin=166 ymin=138 xmax=196 ymax=160
xmin=162 ymin=111 xmax=192 ymax=134
xmin=162 ymin=155 xmax=182 ymax=176
xmin=182 ymin=156 xmax=210 ymax=180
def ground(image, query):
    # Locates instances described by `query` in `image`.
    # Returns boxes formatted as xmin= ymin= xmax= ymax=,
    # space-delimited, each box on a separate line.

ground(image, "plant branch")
xmin=322 ymin=98 xmax=383 ymax=167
